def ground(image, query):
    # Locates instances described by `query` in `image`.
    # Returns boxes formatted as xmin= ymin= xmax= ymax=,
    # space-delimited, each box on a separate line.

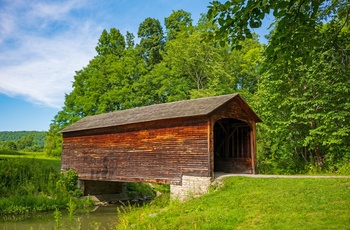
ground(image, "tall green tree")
xmin=155 ymin=14 xmax=263 ymax=100
xmin=163 ymin=29 xmax=231 ymax=98
xmin=126 ymin=31 xmax=135 ymax=49
xmin=138 ymin=17 xmax=164 ymax=67
xmin=164 ymin=10 xmax=193 ymax=40
xmin=96 ymin=28 xmax=126 ymax=57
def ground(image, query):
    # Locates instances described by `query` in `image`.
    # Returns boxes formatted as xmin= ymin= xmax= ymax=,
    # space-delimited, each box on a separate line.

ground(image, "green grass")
xmin=0 ymin=150 xmax=60 ymax=169
xmin=0 ymin=152 xmax=87 ymax=217
xmin=0 ymin=149 xmax=59 ymax=159
xmin=117 ymin=177 xmax=350 ymax=229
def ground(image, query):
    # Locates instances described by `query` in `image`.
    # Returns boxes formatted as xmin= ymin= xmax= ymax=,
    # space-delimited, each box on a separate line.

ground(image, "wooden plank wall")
xmin=62 ymin=117 xmax=210 ymax=185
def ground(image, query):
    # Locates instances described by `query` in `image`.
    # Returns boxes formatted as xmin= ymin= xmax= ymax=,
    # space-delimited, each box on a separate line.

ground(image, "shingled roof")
xmin=61 ymin=93 xmax=260 ymax=133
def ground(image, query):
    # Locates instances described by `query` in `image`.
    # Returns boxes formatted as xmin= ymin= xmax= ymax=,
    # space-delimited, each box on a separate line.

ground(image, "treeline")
xmin=0 ymin=131 xmax=45 ymax=152
xmin=46 ymin=3 xmax=350 ymax=174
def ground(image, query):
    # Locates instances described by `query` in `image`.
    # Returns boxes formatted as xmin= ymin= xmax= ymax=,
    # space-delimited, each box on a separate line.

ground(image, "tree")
xmin=138 ymin=17 xmax=164 ymax=67
xmin=159 ymin=14 xmax=263 ymax=100
xmin=163 ymin=29 xmax=230 ymax=97
xmin=164 ymin=10 xmax=193 ymax=40
xmin=226 ymin=36 xmax=263 ymax=95
xmin=3 ymin=141 xmax=17 ymax=150
xmin=96 ymin=28 xmax=126 ymax=57
xmin=126 ymin=31 xmax=135 ymax=49
xmin=44 ymin=122 xmax=62 ymax=157
xmin=207 ymin=1 xmax=349 ymax=53
xmin=17 ymin=134 xmax=34 ymax=151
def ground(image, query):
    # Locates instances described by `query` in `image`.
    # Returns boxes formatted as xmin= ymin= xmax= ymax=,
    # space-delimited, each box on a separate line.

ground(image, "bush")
xmin=0 ymin=159 xmax=88 ymax=217
xmin=61 ymin=169 xmax=78 ymax=192
xmin=126 ymin=182 xmax=156 ymax=199
xmin=337 ymin=162 xmax=350 ymax=175
xmin=46 ymin=147 xmax=61 ymax=157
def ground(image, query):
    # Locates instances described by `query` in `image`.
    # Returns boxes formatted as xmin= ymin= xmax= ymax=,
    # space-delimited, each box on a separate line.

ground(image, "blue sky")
xmin=0 ymin=0 xmax=270 ymax=131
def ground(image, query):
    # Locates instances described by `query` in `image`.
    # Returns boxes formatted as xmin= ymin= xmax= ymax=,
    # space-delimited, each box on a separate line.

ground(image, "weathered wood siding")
xmin=62 ymin=117 xmax=210 ymax=185
xmin=210 ymin=98 xmax=257 ymax=126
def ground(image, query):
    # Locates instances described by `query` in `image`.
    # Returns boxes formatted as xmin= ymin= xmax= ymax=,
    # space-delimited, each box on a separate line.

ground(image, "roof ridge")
xmin=102 ymin=93 xmax=237 ymax=114
xmin=61 ymin=94 xmax=238 ymax=133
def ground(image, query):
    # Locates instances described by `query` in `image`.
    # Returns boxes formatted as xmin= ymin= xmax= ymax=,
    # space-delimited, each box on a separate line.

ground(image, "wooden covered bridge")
xmin=61 ymin=94 xmax=261 ymax=200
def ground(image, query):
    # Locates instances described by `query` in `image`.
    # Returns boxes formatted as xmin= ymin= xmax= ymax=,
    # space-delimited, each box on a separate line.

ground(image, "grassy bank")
xmin=117 ymin=177 xmax=350 ymax=229
xmin=2 ymin=150 xmax=349 ymax=228
xmin=0 ymin=150 xmax=92 ymax=218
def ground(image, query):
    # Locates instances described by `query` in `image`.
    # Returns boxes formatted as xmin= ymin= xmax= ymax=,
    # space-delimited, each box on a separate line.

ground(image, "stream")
xmin=1 ymin=205 xmax=120 ymax=230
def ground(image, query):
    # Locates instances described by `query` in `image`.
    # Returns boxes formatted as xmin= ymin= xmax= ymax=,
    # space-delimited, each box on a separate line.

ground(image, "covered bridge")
xmin=61 ymin=94 xmax=261 ymax=200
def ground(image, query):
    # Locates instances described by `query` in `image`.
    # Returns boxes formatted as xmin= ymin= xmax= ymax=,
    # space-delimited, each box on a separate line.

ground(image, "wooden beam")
xmin=216 ymin=127 xmax=237 ymax=158
xmin=250 ymin=124 xmax=256 ymax=174
xmin=218 ymin=121 xmax=227 ymax=134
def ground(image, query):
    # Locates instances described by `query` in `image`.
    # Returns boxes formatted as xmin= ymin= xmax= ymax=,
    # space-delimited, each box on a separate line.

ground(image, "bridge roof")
xmin=61 ymin=93 xmax=260 ymax=133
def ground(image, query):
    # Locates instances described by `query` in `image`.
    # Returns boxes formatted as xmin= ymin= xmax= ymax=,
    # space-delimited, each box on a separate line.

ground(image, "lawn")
xmin=117 ymin=177 xmax=350 ymax=229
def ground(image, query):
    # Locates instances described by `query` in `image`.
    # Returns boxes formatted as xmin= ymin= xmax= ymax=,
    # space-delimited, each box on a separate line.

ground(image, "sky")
xmin=0 ymin=0 xmax=270 ymax=132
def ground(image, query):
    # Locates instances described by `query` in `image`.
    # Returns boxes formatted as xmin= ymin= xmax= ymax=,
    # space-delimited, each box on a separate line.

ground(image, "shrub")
xmin=337 ymin=162 xmax=350 ymax=175
xmin=127 ymin=182 xmax=156 ymax=199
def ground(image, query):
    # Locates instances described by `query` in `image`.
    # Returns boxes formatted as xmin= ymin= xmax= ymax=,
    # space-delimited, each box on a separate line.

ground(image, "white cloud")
xmin=0 ymin=0 xmax=213 ymax=110
xmin=34 ymin=0 xmax=83 ymax=19
xmin=0 ymin=2 xmax=17 ymax=43
xmin=0 ymin=0 xmax=100 ymax=108
xmin=0 ymin=13 xmax=15 ymax=42
xmin=0 ymin=33 xmax=97 ymax=108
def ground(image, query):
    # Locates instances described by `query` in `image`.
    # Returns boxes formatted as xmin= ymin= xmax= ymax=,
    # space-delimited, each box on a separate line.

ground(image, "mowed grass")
xmin=0 ymin=150 xmax=60 ymax=169
xmin=117 ymin=177 xmax=350 ymax=229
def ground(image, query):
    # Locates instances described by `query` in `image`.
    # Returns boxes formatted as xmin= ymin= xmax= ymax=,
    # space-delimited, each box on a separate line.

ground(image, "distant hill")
xmin=0 ymin=131 xmax=46 ymax=151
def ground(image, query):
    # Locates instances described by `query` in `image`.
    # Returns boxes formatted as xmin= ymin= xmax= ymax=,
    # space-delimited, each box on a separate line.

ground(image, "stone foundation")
xmin=170 ymin=175 xmax=212 ymax=201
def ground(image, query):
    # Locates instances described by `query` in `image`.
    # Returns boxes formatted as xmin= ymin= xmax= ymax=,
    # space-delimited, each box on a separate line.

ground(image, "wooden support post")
xmin=250 ymin=124 xmax=256 ymax=174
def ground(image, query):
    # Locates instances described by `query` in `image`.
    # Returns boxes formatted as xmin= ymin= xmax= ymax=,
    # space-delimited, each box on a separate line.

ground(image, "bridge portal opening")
xmin=214 ymin=118 xmax=253 ymax=173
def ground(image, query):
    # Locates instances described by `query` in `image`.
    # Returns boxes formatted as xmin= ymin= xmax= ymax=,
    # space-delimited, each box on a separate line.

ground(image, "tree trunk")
xmin=309 ymin=149 xmax=315 ymax=166
xmin=315 ymin=144 xmax=323 ymax=168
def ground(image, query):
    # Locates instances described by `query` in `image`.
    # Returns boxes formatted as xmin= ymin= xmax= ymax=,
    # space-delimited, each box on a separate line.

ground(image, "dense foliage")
xmin=0 ymin=131 xmax=45 ymax=152
xmin=208 ymin=0 xmax=350 ymax=173
xmin=45 ymin=11 xmax=263 ymax=157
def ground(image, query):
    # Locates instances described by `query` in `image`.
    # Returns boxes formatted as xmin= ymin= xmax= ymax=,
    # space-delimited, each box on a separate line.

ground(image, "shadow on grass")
xmin=0 ymin=150 xmax=25 ymax=156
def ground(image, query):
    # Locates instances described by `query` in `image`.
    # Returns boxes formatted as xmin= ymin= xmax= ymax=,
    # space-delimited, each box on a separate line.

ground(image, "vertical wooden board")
xmin=207 ymin=118 xmax=214 ymax=177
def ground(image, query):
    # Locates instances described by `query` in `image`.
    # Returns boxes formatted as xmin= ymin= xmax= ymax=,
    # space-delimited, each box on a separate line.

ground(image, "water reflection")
xmin=1 ymin=205 xmax=120 ymax=230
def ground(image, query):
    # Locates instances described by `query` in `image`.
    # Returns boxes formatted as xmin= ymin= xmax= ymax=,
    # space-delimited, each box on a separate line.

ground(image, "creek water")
xmin=0 ymin=205 xmax=120 ymax=230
